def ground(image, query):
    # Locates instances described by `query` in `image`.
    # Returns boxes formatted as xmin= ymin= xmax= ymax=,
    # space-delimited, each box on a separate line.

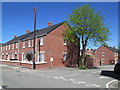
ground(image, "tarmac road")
xmin=0 ymin=64 xmax=119 ymax=89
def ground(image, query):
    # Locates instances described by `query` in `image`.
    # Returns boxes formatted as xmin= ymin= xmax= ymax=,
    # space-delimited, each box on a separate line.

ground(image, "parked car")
xmin=114 ymin=61 xmax=120 ymax=74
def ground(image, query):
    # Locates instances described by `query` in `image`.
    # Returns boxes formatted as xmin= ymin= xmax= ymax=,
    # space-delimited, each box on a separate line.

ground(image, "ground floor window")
xmin=37 ymin=52 xmax=45 ymax=62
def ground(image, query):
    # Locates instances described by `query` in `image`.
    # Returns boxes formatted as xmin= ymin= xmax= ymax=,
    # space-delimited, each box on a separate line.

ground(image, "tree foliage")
xmin=64 ymin=4 xmax=111 ymax=67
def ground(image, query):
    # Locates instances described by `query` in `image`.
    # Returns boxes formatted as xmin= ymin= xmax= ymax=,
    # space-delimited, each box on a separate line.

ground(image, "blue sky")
xmin=2 ymin=2 xmax=118 ymax=49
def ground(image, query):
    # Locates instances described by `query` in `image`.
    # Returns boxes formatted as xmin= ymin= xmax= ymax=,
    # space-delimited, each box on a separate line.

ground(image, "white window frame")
xmin=63 ymin=40 xmax=67 ymax=45
xmin=40 ymin=37 xmax=44 ymax=45
xmin=9 ymin=45 xmax=10 ymax=50
xmin=6 ymin=46 xmax=7 ymax=50
xmin=16 ymin=43 xmax=18 ymax=49
xmin=23 ymin=42 xmax=25 ymax=48
xmin=63 ymin=52 xmax=67 ymax=61
xmin=28 ymin=40 xmax=31 ymax=47
xmin=12 ymin=44 xmax=14 ymax=49
xmin=102 ymin=52 xmax=104 ymax=56
xmin=37 ymin=51 xmax=45 ymax=62
xmin=41 ymin=53 xmax=45 ymax=62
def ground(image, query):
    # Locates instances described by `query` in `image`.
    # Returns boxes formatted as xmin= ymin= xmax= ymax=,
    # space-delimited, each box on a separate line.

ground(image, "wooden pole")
xmin=32 ymin=8 xmax=36 ymax=69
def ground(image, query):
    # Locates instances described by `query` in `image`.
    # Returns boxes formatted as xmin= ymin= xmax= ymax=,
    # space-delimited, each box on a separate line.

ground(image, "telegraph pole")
xmin=33 ymin=8 xmax=36 ymax=69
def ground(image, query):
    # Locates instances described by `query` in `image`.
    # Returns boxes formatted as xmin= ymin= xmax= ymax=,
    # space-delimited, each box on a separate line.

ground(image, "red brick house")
xmin=0 ymin=21 xmax=70 ymax=69
xmin=94 ymin=45 xmax=119 ymax=66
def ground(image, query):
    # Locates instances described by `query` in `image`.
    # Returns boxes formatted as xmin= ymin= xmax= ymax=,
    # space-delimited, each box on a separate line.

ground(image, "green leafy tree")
xmin=64 ymin=4 xmax=111 ymax=67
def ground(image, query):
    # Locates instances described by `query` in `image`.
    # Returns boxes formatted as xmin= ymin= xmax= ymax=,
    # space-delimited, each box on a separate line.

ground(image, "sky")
xmin=2 ymin=2 xmax=118 ymax=49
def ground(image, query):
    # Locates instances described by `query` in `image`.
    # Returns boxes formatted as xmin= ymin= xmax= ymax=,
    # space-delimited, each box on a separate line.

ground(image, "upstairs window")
xmin=40 ymin=37 xmax=44 ymax=45
xmin=23 ymin=42 xmax=25 ymax=48
xmin=28 ymin=40 xmax=31 ymax=47
xmin=12 ymin=44 xmax=14 ymax=49
xmin=6 ymin=46 xmax=7 ymax=50
xmin=9 ymin=45 xmax=10 ymax=50
xmin=16 ymin=43 xmax=18 ymax=49
xmin=102 ymin=52 xmax=104 ymax=56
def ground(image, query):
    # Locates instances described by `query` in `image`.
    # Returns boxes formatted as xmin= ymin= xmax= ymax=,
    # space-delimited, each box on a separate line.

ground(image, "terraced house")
xmin=0 ymin=21 xmax=68 ymax=69
xmin=0 ymin=21 xmax=119 ymax=69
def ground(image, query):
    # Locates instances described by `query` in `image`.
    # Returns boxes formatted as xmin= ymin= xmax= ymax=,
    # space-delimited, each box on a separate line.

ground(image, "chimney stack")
xmin=48 ymin=22 xmax=52 ymax=26
xmin=26 ymin=30 xmax=30 ymax=33
xmin=14 ymin=35 xmax=17 ymax=38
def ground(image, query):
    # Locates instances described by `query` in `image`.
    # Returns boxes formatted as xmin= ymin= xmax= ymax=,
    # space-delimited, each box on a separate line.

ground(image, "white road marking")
xmin=70 ymin=79 xmax=74 ymax=81
xmin=106 ymin=80 xmax=117 ymax=88
xmin=59 ymin=77 xmax=64 ymax=79
xmin=86 ymin=85 xmax=92 ymax=87
xmin=92 ymin=84 xmax=100 ymax=87
xmin=78 ymin=81 xmax=85 ymax=83
xmin=72 ymin=81 xmax=79 ymax=84
xmin=0 ymin=86 xmax=2 ymax=90
xmin=54 ymin=77 xmax=59 ymax=79
xmin=62 ymin=79 xmax=68 ymax=81
xmin=99 ymin=76 xmax=109 ymax=79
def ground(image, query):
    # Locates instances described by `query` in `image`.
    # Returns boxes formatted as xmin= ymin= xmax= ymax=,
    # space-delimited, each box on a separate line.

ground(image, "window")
xmin=63 ymin=40 xmax=67 ymax=45
xmin=23 ymin=42 xmax=25 ymax=48
xmin=12 ymin=44 xmax=14 ymax=49
xmin=41 ymin=53 xmax=45 ymax=62
xmin=40 ymin=37 xmax=43 ymax=45
xmin=28 ymin=40 xmax=31 ymax=47
xmin=102 ymin=52 xmax=104 ymax=56
xmin=6 ymin=46 xmax=7 ymax=50
xmin=38 ymin=52 xmax=45 ymax=62
xmin=9 ymin=45 xmax=10 ymax=50
xmin=63 ymin=52 xmax=67 ymax=61
xmin=16 ymin=43 xmax=18 ymax=49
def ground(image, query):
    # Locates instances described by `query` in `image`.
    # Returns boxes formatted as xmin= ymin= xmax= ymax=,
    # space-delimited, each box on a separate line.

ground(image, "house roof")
xmin=105 ymin=46 xmax=119 ymax=53
xmin=21 ymin=21 xmax=64 ymax=41
xmin=2 ymin=21 xmax=65 ymax=46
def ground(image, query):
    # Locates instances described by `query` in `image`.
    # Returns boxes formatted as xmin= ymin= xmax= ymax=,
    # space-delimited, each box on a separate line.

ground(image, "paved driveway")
xmin=1 ymin=64 xmax=119 ymax=89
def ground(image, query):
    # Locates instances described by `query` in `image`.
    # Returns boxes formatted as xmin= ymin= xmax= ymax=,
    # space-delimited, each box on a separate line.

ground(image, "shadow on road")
xmin=100 ymin=70 xmax=120 ymax=80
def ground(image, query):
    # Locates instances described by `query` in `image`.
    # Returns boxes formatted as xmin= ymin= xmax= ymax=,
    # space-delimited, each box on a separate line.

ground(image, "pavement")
xmin=0 ymin=64 xmax=120 ymax=89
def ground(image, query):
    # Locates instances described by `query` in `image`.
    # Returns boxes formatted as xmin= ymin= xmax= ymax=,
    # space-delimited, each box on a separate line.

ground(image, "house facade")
xmin=94 ymin=45 xmax=119 ymax=65
xmin=0 ymin=21 xmax=69 ymax=69
xmin=81 ymin=46 xmax=119 ymax=68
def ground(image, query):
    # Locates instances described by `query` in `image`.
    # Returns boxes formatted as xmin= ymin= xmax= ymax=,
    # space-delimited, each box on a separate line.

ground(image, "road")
xmin=0 ymin=64 xmax=120 ymax=89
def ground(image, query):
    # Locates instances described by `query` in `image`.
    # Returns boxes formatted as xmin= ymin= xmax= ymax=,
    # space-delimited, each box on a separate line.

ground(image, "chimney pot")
xmin=48 ymin=22 xmax=52 ymax=26
xmin=26 ymin=30 xmax=30 ymax=33
xmin=14 ymin=35 xmax=17 ymax=38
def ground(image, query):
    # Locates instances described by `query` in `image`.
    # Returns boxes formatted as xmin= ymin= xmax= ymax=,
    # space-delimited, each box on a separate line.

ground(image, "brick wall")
xmin=94 ymin=46 xmax=116 ymax=65
xmin=0 ymin=22 xmax=68 ymax=69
